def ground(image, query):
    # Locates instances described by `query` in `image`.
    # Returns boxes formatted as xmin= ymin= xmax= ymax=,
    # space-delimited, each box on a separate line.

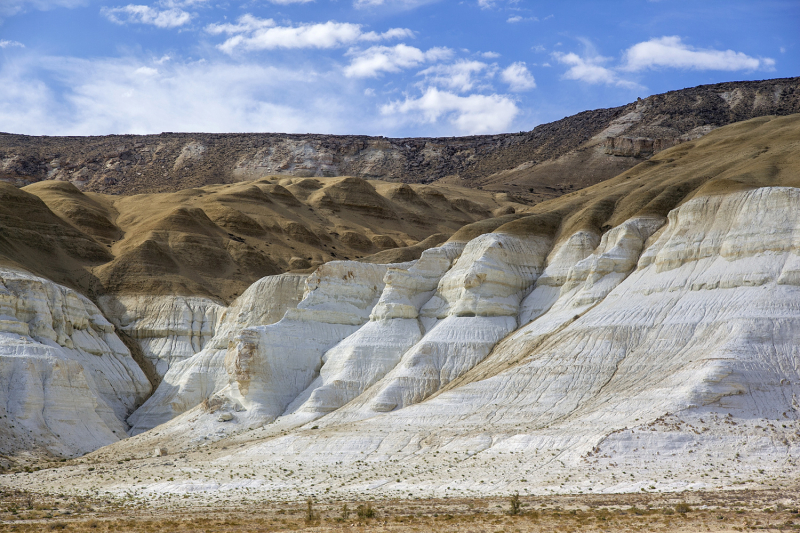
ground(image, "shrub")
xmin=675 ymin=502 xmax=692 ymax=514
xmin=304 ymin=498 xmax=319 ymax=524
xmin=508 ymin=492 xmax=522 ymax=516
xmin=356 ymin=503 xmax=376 ymax=519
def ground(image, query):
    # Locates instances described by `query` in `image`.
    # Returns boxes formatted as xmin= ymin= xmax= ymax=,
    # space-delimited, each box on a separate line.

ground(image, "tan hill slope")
xmin=447 ymin=112 xmax=800 ymax=250
xmin=1 ymin=176 xmax=525 ymax=303
xmin=0 ymin=78 xmax=797 ymax=201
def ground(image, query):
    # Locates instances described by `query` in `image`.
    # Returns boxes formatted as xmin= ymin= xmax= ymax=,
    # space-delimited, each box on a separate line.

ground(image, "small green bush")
xmin=304 ymin=498 xmax=319 ymax=524
xmin=356 ymin=503 xmax=376 ymax=519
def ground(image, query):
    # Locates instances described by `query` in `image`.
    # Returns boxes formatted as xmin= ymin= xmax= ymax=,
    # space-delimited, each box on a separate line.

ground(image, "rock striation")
xmin=0 ymin=268 xmax=150 ymax=458
xmin=4 ymin=113 xmax=800 ymax=499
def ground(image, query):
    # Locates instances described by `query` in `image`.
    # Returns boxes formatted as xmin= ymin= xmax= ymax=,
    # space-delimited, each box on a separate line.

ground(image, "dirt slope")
xmin=448 ymin=112 xmax=800 ymax=253
xmin=2 ymin=177 xmax=525 ymax=303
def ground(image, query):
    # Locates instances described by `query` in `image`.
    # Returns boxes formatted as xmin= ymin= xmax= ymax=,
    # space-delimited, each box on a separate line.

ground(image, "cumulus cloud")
xmin=501 ymin=61 xmax=535 ymax=91
xmin=0 ymin=40 xmax=25 ymax=48
xmin=416 ymin=60 xmax=490 ymax=92
xmin=101 ymin=4 xmax=193 ymax=28
xmin=0 ymin=0 xmax=87 ymax=19
xmin=207 ymin=16 xmax=413 ymax=54
xmin=480 ymin=51 xmax=500 ymax=58
xmin=0 ymin=55 xmax=367 ymax=135
xmin=344 ymin=44 xmax=452 ymax=78
xmin=381 ymin=87 xmax=518 ymax=134
xmin=622 ymin=36 xmax=775 ymax=71
xmin=554 ymin=51 xmax=640 ymax=88
xmin=354 ymin=0 xmax=439 ymax=7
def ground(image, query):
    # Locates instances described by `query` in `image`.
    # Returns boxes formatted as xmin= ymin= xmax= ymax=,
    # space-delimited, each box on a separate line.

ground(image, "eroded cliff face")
xmin=5 ymin=184 xmax=800 ymax=497
xmin=2 ymin=78 xmax=797 ymax=200
xmin=0 ymin=268 xmax=151 ymax=459
xmin=4 ymin=114 xmax=800 ymax=498
xmin=44 ymin=184 xmax=784 ymax=501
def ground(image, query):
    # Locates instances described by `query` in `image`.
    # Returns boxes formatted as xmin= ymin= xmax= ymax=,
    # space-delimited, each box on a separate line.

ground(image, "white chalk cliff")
xmin=0 ymin=268 xmax=151 ymax=458
xmin=105 ymin=186 xmax=800 ymax=498
xmin=4 ymin=185 xmax=800 ymax=497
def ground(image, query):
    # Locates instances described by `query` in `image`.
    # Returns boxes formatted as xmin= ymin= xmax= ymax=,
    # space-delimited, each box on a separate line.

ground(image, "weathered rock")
xmin=0 ymin=268 xmax=151 ymax=458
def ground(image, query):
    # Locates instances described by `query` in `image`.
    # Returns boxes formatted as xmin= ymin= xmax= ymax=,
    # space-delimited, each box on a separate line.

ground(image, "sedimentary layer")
xmin=3 ymin=114 xmax=800 ymax=499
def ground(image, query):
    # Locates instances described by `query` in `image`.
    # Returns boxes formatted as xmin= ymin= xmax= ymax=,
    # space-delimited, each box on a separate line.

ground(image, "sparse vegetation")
xmin=356 ymin=502 xmax=376 ymax=520
xmin=507 ymin=491 xmax=521 ymax=515
xmin=304 ymin=497 xmax=319 ymax=524
xmin=0 ymin=488 xmax=795 ymax=532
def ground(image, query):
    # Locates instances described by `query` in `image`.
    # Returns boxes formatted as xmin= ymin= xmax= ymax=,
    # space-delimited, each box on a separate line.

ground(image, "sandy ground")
xmin=2 ymin=487 xmax=799 ymax=532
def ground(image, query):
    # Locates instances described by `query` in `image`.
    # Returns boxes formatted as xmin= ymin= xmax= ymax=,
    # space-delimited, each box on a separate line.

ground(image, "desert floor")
xmin=2 ymin=487 xmax=799 ymax=532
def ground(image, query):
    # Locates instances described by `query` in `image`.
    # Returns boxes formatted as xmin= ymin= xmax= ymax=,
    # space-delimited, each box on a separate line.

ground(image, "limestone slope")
xmin=0 ymin=268 xmax=151 ymax=461
xmin=5 ymin=113 xmax=800 ymax=497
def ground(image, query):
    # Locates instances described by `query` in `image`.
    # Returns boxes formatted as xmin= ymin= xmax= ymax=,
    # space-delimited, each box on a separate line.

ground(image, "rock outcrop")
xmin=1 ymin=78 xmax=797 ymax=202
xmin=4 ymin=113 xmax=800 ymax=500
xmin=0 ymin=268 xmax=151 ymax=459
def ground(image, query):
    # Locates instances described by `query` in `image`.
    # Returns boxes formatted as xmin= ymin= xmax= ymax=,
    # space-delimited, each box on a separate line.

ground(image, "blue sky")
xmin=0 ymin=0 xmax=797 ymax=137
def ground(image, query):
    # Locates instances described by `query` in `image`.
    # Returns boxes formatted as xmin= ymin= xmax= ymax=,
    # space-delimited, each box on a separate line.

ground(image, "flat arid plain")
xmin=2 ymin=79 xmax=800 ymax=532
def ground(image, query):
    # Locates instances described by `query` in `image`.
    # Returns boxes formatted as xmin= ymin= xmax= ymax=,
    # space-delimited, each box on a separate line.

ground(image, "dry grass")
xmin=0 ymin=176 xmax=525 ymax=304
xmin=2 ymin=488 xmax=799 ymax=532
xmin=451 ymin=113 xmax=800 ymax=246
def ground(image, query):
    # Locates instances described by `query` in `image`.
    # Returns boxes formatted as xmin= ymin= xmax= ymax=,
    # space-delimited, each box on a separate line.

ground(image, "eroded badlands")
xmin=3 ymin=183 xmax=800 ymax=502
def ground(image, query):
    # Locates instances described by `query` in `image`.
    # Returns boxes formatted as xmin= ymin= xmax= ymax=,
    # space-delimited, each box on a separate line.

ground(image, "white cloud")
xmin=554 ymin=51 xmax=640 ymax=88
xmin=207 ymin=16 xmax=413 ymax=54
xmin=417 ymin=60 xmax=490 ymax=92
xmin=507 ymin=15 xmax=536 ymax=23
xmin=0 ymin=40 xmax=25 ymax=48
xmin=501 ymin=61 xmax=535 ymax=91
xmin=344 ymin=44 xmax=452 ymax=78
xmin=0 ymin=55 xmax=366 ymax=135
xmin=353 ymin=0 xmax=437 ymax=7
xmin=102 ymin=4 xmax=193 ymax=28
xmin=0 ymin=0 xmax=86 ymax=19
xmin=480 ymin=51 xmax=500 ymax=58
xmin=381 ymin=87 xmax=518 ymax=134
xmin=267 ymin=0 xmax=314 ymax=4
xmin=134 ymin=66 xmax=159 ymax=76
xmin=622 ymin=36 xmax=775 ymax=71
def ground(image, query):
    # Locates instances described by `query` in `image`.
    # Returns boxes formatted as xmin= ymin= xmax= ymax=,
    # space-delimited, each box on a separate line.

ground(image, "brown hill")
xmin=0 ymin=176 xmax=525 ymax=303
xmin=1 ymin=78 xmax=797 ymax=201
xmin=447 ymin=113 xmax=800 ymax=255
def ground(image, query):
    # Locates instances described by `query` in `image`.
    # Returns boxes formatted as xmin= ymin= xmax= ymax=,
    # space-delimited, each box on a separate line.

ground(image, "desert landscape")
xmin=1 ymin=72 xmax=800 ymax=529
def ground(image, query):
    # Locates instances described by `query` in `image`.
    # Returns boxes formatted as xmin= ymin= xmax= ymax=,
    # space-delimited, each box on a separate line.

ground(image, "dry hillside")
xmin=0 ymin=177 xmax=525 ymax=303
xmin=1 ymin=77 xmax=797 ymax=202
xmin=446 ymin=112 xmax=800 ymax=250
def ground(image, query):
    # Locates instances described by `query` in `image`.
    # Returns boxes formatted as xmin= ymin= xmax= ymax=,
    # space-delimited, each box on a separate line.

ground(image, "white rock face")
xmin=127 ymin=273 xmax=307 ymax=434
xmin=219 ymin=262 xmax=395 ymax=421
xmin=0 ymin=268 xmax=150 ymax=457
xmin=107 ymin=186 xmax=800 ymax=501
xmin=99 ymin=295 xmax=225 ymax=378
xmin=14 ymin=186 xmax=800 ymax=501
xmin=288 ymin=243 xmax=465 ymax=418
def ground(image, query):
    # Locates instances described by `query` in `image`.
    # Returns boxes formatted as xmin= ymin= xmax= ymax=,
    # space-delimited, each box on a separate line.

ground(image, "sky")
xmin=0 ymin=0 xmax=797 ymax=137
